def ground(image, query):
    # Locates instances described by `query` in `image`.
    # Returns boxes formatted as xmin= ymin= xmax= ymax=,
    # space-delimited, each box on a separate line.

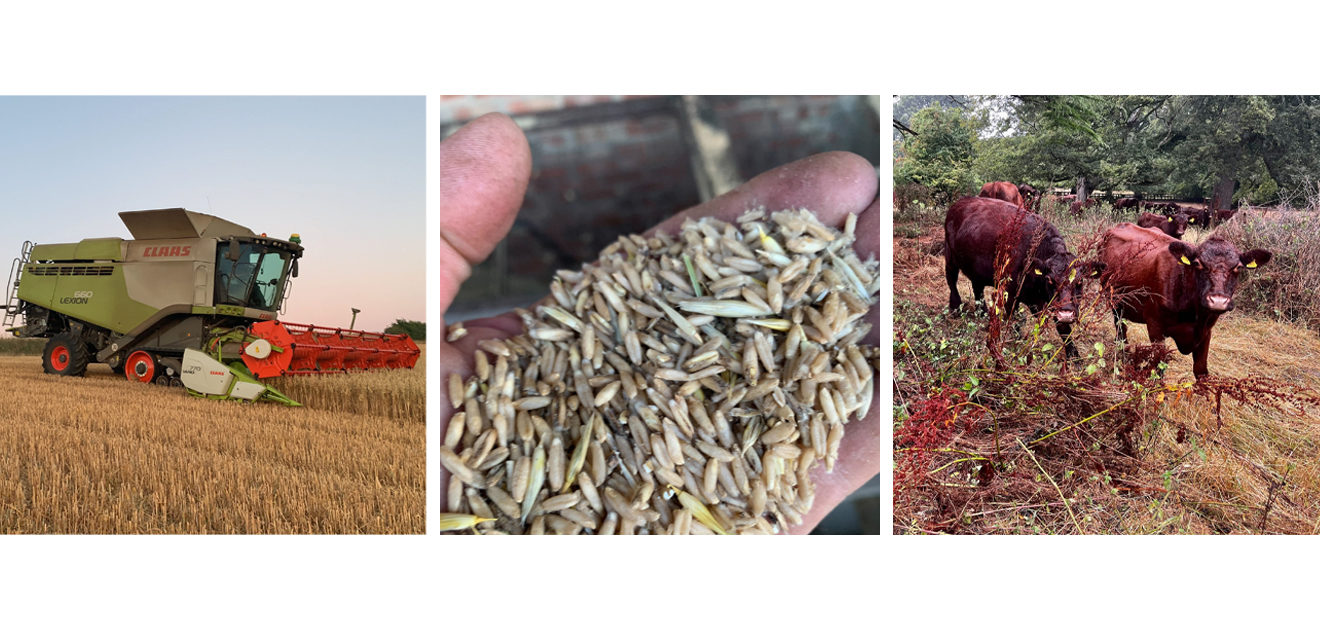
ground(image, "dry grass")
xmin=0 ymin=351 xmax=424 ymax=534
xmin=894 ymin=206 xmax=1320 ymax=535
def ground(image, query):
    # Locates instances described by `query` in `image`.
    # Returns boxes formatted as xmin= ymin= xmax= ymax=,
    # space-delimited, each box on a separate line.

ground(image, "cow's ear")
xmin=1241 ymin=249 xmax=1272 ymax=269
xmin=1168 ymin=241 xmax=1197 ymax=266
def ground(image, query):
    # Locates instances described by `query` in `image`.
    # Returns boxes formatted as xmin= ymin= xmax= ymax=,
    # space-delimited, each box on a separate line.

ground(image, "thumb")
xmin=439 ymin=113 xmax=532 ymax=314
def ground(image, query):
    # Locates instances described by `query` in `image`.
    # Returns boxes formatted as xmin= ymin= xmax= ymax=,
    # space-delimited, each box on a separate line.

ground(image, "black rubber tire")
xmin=42 ymin=332 xmax=90 ymax=377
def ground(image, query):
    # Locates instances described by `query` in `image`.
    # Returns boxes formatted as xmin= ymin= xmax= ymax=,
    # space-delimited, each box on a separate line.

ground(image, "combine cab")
xmin=2 ymin=208 xmax=419 ymax=405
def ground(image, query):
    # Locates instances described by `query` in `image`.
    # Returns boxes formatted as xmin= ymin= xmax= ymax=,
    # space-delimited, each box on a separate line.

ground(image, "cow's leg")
xmin=1192 ymin=330 xmax=1212 ymax=379
xmin=1146 ymin=321 xmax=1166 ymax=345
xmin=972 ymin=281 xmax=989 ymax=316
xmin=1057 ymin=321 xmax=1078 ymax=360
xmin=946 ymin=256 xmax=963 ymax=315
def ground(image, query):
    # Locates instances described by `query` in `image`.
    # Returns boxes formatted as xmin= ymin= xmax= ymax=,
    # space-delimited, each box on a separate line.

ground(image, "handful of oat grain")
xmin=442 ymin=207 xmax=880 ymax=534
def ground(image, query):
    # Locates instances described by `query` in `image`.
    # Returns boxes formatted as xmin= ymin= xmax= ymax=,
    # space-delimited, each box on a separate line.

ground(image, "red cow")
xmin=1136 ymin=211 xmax=1189 ymax=239
xmin=1099 ymin=223 xmax=1272 ymax=378
xmin=1214 ymin=208 xmax=1239 ymax=224
xmin=979 ymin=181 xmax=1028 ymax=209
xmin=1017 ymin=183 xmax=1040 ymax=210
xmin=1181 ymin=207 xmax=1211 ymax=227
xmin=945 ymin=197 xmax=1103 ymax=357
xmin=1069 ymin=198 xmax=1098 ymax=215
xmin=1114 ymin=198 xmax=1142 ymax=211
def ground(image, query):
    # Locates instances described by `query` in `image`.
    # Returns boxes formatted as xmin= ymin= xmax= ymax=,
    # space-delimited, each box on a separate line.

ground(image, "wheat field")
xmin=0 ymin=348 xmax=425 ymax=534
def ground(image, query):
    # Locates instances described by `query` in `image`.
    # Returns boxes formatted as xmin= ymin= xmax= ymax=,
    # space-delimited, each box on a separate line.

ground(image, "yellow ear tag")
xmin=1189 ymin=218 xmax=1195 ymax=223
xmin=1180 ymin=255 xmax=1192 ymax=265
xmin=1033 ymin=269 xmax=1043 ymax=275
xmin=1168 ymin=217 xmax=1173 ymax=222
xmin=1246 ymin=260 xmax=1258 ymax=268
xmin=1068 ymin=269 xmax=1077 ymax=282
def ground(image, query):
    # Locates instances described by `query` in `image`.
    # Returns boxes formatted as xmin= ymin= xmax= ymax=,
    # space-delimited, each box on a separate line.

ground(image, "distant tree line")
xmin=384 ymin=319 xmax=425 ymax=341
xmin=894 ymin=95 xmax=1320 ymax=209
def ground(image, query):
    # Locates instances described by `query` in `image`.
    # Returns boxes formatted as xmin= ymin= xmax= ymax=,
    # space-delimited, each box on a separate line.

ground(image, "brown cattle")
xmin=1141 ymin=201 xmax=1179 ymax=214
xmin=1017 ymin=183 xmax=1040 ymax=210
xmin=1114 ymin=197 xmax=1142 ymax=211
xmin=1179 ymin=207 xmax=1210 ymax=227
xmin=1214 ymin=208 xmax=1239 ymax=224
xmin=945 ymin=197 xmax=1103 ymax=357
xmin=979 ymin=181 xmax=1027 ymax=209
xmin=1069 ymin=198 xmax=1097 ymax=215
xmin=1136 ymin=211 xmax=1189 ymax=239
xmin=1099 ymin=223 xmax=1272 ymax=378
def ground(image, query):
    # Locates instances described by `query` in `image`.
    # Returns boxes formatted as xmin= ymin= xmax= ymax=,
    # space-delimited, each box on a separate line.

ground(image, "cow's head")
xmin=1168 ymin=212 xmax=1189 ymax=238
xmin=1168 ymin=238 xmax=1272 ymax=312
xmin=1029 ymin=255 xmax=1105 ymax=324
xmin=1018 ymin=184 xmax=1039 ymax=206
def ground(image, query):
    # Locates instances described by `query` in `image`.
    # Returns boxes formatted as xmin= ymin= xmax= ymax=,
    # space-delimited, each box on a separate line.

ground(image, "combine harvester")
xmin=2 ymin=208 xmax=419 ymax=405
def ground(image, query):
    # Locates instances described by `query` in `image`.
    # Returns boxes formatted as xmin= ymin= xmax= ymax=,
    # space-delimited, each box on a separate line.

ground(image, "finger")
xmin=854 ymin=194 xmax=881 ymax=257
xmin=647 ymin=151 xmax=877 ymax=237
xmin=855 ymin=196 xmax=882 ymax=347
xmin=439 ymin=113 xmax=532 ymax=313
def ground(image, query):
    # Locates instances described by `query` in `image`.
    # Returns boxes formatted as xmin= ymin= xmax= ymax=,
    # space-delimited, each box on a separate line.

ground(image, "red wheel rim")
xmin=50 ymin=346 xmax=70 ymax=371
xmin=126 ymin=351 xmax=155 ymax=383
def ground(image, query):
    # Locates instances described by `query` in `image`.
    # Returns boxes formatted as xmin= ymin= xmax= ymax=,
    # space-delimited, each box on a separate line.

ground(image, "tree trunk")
xmin=1212 ymin=172 xmax=1235 ymax=210
xmin=1076 ymin=176 xmax=1088 ymax=202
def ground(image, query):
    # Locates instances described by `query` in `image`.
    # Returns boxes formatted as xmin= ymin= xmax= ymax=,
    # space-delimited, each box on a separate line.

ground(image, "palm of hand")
xmin=440 ymin=113 xmax=880 ymax=533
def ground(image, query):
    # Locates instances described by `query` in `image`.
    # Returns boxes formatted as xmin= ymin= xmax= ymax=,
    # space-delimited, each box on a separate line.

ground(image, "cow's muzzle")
xmin=1055 ymin=308 xmax=1077 ymax=324
xmin=1206 ymin=295 xmax=1231 ymax=311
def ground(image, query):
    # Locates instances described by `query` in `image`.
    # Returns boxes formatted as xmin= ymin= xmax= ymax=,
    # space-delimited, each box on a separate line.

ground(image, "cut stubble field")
xmin=0 ymin=348 xmax=425 ymax=534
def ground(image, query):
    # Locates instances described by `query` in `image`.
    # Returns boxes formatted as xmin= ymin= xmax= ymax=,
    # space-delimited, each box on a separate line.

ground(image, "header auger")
xmin=2 ymin=208 xmax=419 ymax=405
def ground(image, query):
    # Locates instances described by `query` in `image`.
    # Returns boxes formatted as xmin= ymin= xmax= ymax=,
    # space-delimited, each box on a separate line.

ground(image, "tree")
xmin=384 ymin=318 xmax=425 ymax=341
xmin=1001 ymin=95 xmax=1108 ymax=198
xmin=1256 ymin=95 xmax=1320 ymax=204
xmin=1165 ymin=96 xmax=1274 ymax=209
xmin=893 ymin=95 xmax=969 ymax=141
xmin=893 ymin=95 xmax=1320 ymax=209
xmin=894 ymin=104 xmax=980 ymax=203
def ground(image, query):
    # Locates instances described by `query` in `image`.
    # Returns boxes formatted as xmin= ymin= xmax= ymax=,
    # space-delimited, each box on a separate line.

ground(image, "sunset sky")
xmin=0 ymin=96 xmax=424 ymax=334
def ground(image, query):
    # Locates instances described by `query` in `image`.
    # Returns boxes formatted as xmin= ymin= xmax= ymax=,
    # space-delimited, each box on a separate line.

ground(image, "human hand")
xmin=440 ymin=112 xmax=880 ymax=534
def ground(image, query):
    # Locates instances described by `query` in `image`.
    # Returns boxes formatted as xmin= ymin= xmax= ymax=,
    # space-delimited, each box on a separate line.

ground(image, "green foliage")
xmin=893 ymin=95 xmax=1320 ymax=205
xmin=384 ymin=318 xmax=426 ymax=341
xmin=0 ymin=337 xmax=43 ymax=356
xmin=894 ymin=105 xmax=980 ymax=204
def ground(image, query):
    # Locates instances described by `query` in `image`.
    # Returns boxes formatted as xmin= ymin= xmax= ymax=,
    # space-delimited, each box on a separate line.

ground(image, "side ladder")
xmin=3 ymin=241 xmax=33 ymax=330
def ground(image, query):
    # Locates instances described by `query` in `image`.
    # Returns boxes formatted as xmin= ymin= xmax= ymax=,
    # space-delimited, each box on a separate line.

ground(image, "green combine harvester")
xmin=2 ymin=208 xmax=420 ymax=405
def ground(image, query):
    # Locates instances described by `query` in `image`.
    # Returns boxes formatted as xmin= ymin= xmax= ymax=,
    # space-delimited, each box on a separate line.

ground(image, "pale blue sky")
xmin=0 ymin=96 xmax=424 ymax=334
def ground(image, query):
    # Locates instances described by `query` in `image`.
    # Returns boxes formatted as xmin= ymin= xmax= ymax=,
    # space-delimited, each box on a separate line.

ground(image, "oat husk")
xmin=442 ymin=207 xmax=880 ymax=534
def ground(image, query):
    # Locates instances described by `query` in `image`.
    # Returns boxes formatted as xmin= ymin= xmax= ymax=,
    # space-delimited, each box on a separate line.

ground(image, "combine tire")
xmin=125 ymin=350 xmax=158 ymax=383
xmin=42 ymin=333 xmax=90 ymax=377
